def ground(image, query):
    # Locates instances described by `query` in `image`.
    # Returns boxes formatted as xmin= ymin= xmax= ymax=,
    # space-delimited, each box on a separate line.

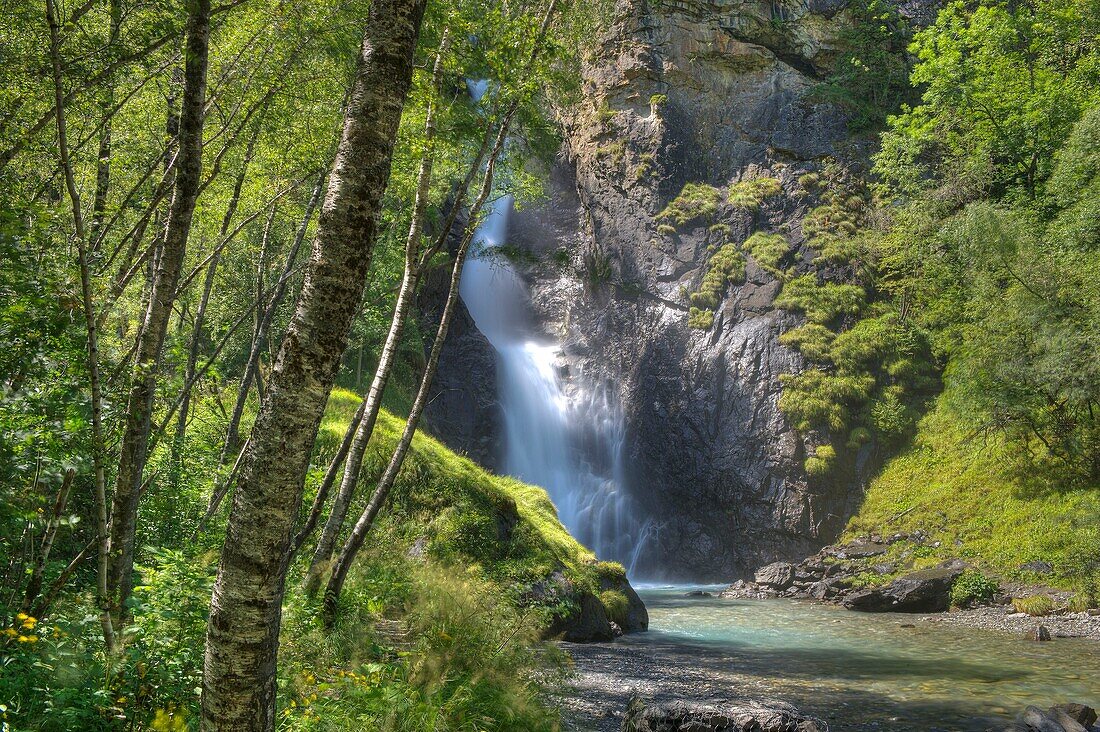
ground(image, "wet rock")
xmin=755 ymin=562 xmax=796 ymax=590
xmin=1052 ymin=704 xmax=1098 ymax=728
xmin=1033 ymin=625 xmax=1052 ymax=642
xmin=843 ymin=564 xmax=965 ymax=613
xmin=685 ymin=590 xmax=713 ymax=597
xmin=720 ymin=579 xmax=771 ymax=599
xmin=1016 ymin=706 xmax=1071 ymax=732
xmin=621 ymin=696 xmax=822 ymax=732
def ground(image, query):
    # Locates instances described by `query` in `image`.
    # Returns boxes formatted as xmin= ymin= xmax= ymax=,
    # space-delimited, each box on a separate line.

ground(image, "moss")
xmin=315 ymin=390 xmax=607 ymax=606
xmin=656 ymin=223 xmax=677 ymax=236
xmin=688 ymin=243 xmax=745 ymax=314
xmin=728 ymin=177 xmax=783 ymax=211
xmin=657 ymin=182 xmax=722 ymax=227
xmin=744 ymin=231 xmax=792 ymax=277
xmin=598 ymin=589 xmax=629 ymax=625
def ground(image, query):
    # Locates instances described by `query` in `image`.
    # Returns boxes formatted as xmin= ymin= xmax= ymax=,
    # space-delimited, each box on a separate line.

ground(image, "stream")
xmin=561 ymin=586 xmax=1100 ymax=731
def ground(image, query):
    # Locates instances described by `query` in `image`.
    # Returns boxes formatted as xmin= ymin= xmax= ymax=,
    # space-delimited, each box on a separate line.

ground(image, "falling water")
xmin=458 ymin=196 xmax=651 ymax=575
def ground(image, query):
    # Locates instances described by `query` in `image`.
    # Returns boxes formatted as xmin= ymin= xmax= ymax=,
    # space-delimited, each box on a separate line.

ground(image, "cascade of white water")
xmin=458 ymin=196 xmax=651 ymax=575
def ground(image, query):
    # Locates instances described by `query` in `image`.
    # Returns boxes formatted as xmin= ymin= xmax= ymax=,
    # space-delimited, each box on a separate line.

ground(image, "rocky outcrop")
xmin=427 ymin=0 xmax=943 ymax=579
xmin=538 ymin=568 xmax=649 ymax=642
xmin=842 ymin=563 xmax=965 ymax=613
xmin=622 ymin=697 xmax=823 ymax=732
xmin=506 ymin=0 xmax=865 ymax=580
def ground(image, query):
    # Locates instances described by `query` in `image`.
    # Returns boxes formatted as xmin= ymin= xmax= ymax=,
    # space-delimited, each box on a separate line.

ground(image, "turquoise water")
xmin=621 ymin=587 xmax=1100 ymax=730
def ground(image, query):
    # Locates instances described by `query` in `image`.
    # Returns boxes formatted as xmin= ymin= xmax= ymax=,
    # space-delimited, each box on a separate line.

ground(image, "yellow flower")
xmin=15 ymin=613 xmax=27 ymax=622
xmin=16 ymin=636 xmax=29 ymax=643
xmin=20 ymin=617 xmax=37 ymax=630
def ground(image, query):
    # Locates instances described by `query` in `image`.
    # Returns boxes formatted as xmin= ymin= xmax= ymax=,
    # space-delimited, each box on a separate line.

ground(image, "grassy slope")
xmin=312 ymin=388 xmax=625 ymax=611
xmin=843 ymin=393 xmax=1100 ymax=590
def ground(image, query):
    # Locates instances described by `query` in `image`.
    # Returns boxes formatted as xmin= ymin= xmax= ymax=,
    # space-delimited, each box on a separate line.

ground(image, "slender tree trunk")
xmin=108 ymin=0 xmax=211 ymax=621
xmin=201 ymin=1 xmax=426 ymax=727
xmin=45 ymin=0 xmax=116 ymax=653
xmin=21 ymin=468 xmax=75 ymax=612
xmin=321 ymin=2 xmax=557 ymax=621
xmin=303 ymin=30 xmax=449 ymax=594
xmin=173 ymin=122 xmax=262 ymax=475
xmin=216 ymin=172 xmax=324 ymax=477
xmin=89 ymin=0 xmax=122 ymax=243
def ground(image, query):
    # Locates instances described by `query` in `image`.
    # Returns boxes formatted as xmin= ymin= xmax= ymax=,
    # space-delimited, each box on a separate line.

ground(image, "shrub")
xmin=689 ymin=243 xmax=745 ymax=312
xmin=779 ymin=368 xmax=875 ymax=432
xmin=658 ymin=183 xmax=722 ymax=226
xmin=744 ymin=231 xmax=792 ymax=277
xmin=775 ymin=275 xmax=865 ymax=324
xmin=1012 ymin=595 xmax=1055 ymax=616
xmin=779 ymin=323 xmax=835 ymax=362
xmin=688 ymin=307 xmax=715 ymax=329
xmin=728 ymin=177 xmax=783 ymax=210
xmin=805 ymin=444 xmax=837 ymax=476
xmin=1067 ymin=593 xmax=1096 ymax=612
xmin=950 ymin=569 xmax=999 ymax=608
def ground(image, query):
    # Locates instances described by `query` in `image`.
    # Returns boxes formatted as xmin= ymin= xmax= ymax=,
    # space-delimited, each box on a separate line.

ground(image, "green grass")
xmin=314 ymin=389 xmax=619 ymax=602
xmin=845 ymin=393 xmax=1100 ymax=590
xmin=657 ymin=183 xmax=721 ymax=226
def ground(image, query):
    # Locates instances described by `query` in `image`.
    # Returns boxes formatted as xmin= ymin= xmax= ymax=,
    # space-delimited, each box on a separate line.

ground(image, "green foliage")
xmin=813 ymin=0 xmax=912 ymax=130
xmin=727 ymin=177 xmax=782 ymax=211
xmin=846 ymin=394 xmax=1100 ymax=591
xmin=779 ymin=369 xmax=875 ymax=432
xmin=657 ymin=182 xmax=722 ymax=226
xmin=744 ymin=232 xmax=792 ymax=277
xmin=950 ymin=569 xmax=999 ymax=608
xmin=688 ymin=307 xmax=715 ymax=330
xmin=689 ymin=243 xmax=745 ymax=311
xmin=804 ymin=444 xmax=837 ymax=477
xmin=874 ymin=0 xmax=1100 ymax=197
xmin=598 ymin=590 xmax=629 ymax=625
xmin=775 ymin=275 xmax=864 ymax=324
xmin=1012 ymin=595 xmax=1055 ymax=617
xmin=779 ymin=324 xmax=835 ymax=362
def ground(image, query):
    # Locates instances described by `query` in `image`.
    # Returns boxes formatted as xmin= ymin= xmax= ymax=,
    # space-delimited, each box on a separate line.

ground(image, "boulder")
xmin=621 ymin=697 xmax=822 ymax=732
xmin=1052 ymin=704 xmax=1098 ymax=728
xmin=755 ymin=562 xmax=796 ymax=590
xmin=843 ymin=564 xmax=965 ymax=613
xmin=1019 ymin=560 xmax=1055 ymax=575
xmin=1033 ymin=625 xmax=1052 ymax=642
xmin=1016 ymin=706 xmax=1071 ymax=732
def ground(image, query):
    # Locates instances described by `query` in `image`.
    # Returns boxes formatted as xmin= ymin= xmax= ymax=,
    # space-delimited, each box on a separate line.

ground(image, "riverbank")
xmin=559 ymin=588 xmax=1100 ymax=732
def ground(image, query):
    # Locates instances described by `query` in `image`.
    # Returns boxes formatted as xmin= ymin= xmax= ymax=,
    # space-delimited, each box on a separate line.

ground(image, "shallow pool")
xmin=569 ymin=586 xmax=1100 ymax=731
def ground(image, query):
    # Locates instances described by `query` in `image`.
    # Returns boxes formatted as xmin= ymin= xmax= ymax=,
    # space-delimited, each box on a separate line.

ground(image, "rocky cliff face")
xmin=424 ymin=0 xmax=918 ymax=580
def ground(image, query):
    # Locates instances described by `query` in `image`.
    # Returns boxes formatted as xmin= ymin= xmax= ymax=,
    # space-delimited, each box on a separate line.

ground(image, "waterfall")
xmin=459 ymin=196 xmax=652 ymax=575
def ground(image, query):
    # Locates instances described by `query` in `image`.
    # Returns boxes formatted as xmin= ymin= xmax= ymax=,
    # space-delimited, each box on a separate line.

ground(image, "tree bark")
xmin=321 ymin=2 xmax=557 ymax=622
xmin=108 ymin=0 xmax=212 ymax=621
xmin=210 ymin=171 xmax=324 ymax=509
xmin=302 ymin=30 xmax=449 ymax=595
xmin=201 ymin=0 xmax=426 ymax=727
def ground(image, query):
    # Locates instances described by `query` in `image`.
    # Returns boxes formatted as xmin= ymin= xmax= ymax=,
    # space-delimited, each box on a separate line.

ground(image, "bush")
xmin=950 ymin=569 xmax=999 ymax=608
xmin=689 ymin=243 xmax=745 ymax=312
xmin=744 ymin=232 xmax=792 ymax=277
xmin=1012 ymin=595 xmax=1056 ymax=616
xmin=657 ymin=183 xmax=722 ymax=226
xmin=728 ymin=177 xmax=782 ymax=210
xmin=775 ymin=275 xmax=865 ymax=324
xmin=805 ymin=444 xmax=837 ymax=476
xmin=688 ymin=307 xmax=715 ymax=330
xmin=779 ymin=323 xmax=835 ymax=362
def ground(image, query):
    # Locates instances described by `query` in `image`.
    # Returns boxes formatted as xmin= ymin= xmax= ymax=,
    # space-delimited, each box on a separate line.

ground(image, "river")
xmin=561 ymin=586 xmax=1100 ymax=731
